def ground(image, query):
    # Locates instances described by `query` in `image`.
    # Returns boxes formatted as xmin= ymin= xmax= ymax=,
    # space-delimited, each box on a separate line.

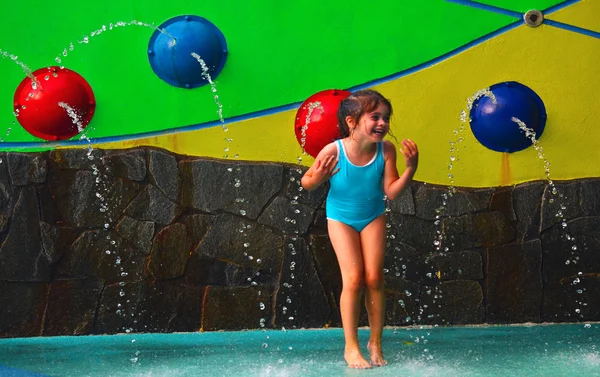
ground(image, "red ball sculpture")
xmin=294 ymin=89 xmax=351 ymax=158
xmin=13 ymin=66 xmax=96 ymax=141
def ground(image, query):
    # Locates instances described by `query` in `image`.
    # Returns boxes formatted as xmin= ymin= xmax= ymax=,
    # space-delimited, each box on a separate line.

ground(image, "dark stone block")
xmin=275 ymin=237 xmax=329 ymax=329
xmin=47 ymin=170 xmax=140 ymax=228
xmin=95 ymin=281 xmax=142 ymax=334
xmin=0 ymin=187 xmax=50 ymax=282
xmin=166 ymin=284 xmax=205 ymax=332
xmin=284 ymin=166 xmax=327 ymax=208
xmin=580 ymin=179 xmax=600 ymax=216
xmin=443 ymin=211 xmax=515 ymax=250
xmin=0 ymin=153 xmax=9 ymax=183
xmin=389 ymin=185 xmax=415 ymax=215
xmin=486 ymin=240 xmax=542 ymax=323
xmin=7 ymin=153 xmax=46 ymax=185
xmin=490 ymin=187 xmax=516 ymax=221
xmin=542 ymin=217 xmax=600 ymax=322
xmin=115 ymin=216 xmax=154 ymax=254
xmin=181 ymin=213 xmax=214 ymax=246
xmin=387 ymin=213 xmax=438 ymax=252
xmin=0 ymin=179 xmax=13 ymax=212
xmin=540 ymin=182 xmax=579 ymax=232
xmin=40 ymin=222 xmax=79 ymax=264
xmin=124 ymin=184 xmax=181 ymax=225
xmin=102 ymin=149 xmax=147 ymax=181
xmin=420 ymin=280 xmax=484 ymax=325
xmin=0 ymin=213 xmax=8 ymax=234
xmin=148 ymin=223 xmax=194 ymax=280
xmin=309 ymin=234 xmax=342 ymax=326
xmin=258 ymin=196 xmax=315 ymax=235
xmin=196 ymin=214 xmax=283 ymax=272
xmin=149 ymin=149 xmax=181 ymax=202
xmin=185 ymin=255 xmax=274 ymax=287
xmin=57 ymin=230 xmax=148 ymax=284
xmin=180 ymin=159 xmax=282 ymax=219
xmin=513 ymin=181 xmax=545 ymax=242
xmin=202 ymin=285 xmax=273 ymax=331
xmin=384 ymin=240 xmax=437 ymax=284
xmin=0 ymin=282 xmax=48 ymax=338
xmin=37 ymin=185 xmax=60 ymax=224
xmin=48 ymin=148 xmax=104 ymax=170
xmin=313 ymin=209 xmax=327 ymax=229
xmin=44 ymin=278 xmax=104 ymax=335
xmin=432 ymin=251 xmax=483 ymax=281
xmin=414 ymin=184 xmax=491 ymax=220
xmin=384 ymin=276 xmax=421 ymax=326
xmin=95 ymin=280 xmax=203 ymax=333
xmin=47 ymin=170 xmax=98 ymax=226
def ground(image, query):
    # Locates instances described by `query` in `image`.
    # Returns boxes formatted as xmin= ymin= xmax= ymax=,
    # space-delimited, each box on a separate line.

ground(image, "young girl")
xmin=301 ymin=89 xmax=418 ymax=369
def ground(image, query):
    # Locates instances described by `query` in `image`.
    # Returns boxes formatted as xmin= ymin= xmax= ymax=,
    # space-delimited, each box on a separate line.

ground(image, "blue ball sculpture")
xmin=469 ymin=81 xmax=547 ymax=153
xmin=148 ymin=15 xmax=228 ymax=89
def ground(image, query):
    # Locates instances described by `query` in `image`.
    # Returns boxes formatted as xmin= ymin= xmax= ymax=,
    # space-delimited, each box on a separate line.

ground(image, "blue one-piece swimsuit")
xmin=326 ymin=139 xmax=386 ymax=232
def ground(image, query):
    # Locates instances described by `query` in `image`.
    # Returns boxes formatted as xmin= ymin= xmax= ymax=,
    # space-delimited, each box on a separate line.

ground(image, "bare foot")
xmin=344 ymin=347 xmax=372 ymax=369
xmin=367 ymin=341 xmax=388 ymax=367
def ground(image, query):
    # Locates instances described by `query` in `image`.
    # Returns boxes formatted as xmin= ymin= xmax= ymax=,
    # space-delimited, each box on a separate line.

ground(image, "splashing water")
xmin=511 ymin=118 xmax=550 ymax=182
xmin=190 ymin=52 xmax=231 ymax=161
xmin=442 ymin=89 xmax=497 ymax=247
xmin=190 ymin=53 xmax=225 ymax=127
xmin=0 ymin=47 xmax=38 ymax=86
xmin=296 ymin=101 xmax=324 ymax=163
xmin=420 ymin=88 xmax=498 ymax=326
xmin=58 ymin=102 xmax=87 ymax=134
xmin=55 ymin=20 xmax=175 ymax=64
xmin=61 ymin=102 xmax=130 ymax=328
xmin=512 ymin=117 xmax=585 ymax=320
xmin=434 ymin=88 xmax=497 ymax=254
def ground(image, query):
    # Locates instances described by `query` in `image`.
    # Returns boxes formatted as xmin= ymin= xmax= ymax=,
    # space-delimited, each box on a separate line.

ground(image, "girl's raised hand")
xmin=314 ymin=154 xmax=340 ymax=182
xmin=399 ymin=139 xmax=418 ymax=170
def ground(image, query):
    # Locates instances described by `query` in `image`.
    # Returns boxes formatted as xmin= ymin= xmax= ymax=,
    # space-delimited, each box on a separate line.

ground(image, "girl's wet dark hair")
xmin=337 ymin=90 xmax=393 ymax=138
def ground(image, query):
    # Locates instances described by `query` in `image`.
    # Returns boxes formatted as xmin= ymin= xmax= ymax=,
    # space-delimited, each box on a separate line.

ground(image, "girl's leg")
xmin=327 ymin=220 xmax=371 ymax=369
xmin=360 ymin=215 xmax=387 ymax=366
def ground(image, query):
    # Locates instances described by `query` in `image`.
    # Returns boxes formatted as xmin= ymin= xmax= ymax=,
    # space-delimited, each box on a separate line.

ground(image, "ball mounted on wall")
xmin=148 ymin=15 xmax=228 ymax=89
xmin=469 ymin=81 xmax=547 ymax=153
xmin=13 ymin=66 xmax=96 ymax=141
xmin=294 ymin=89 xmax=351 ymax=158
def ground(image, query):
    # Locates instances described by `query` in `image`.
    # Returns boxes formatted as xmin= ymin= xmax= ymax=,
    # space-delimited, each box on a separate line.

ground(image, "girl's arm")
xmin=301 ymin=142 xmax=339 ymax=191
xmin=382 ymin=139 xmax=419 ymax=200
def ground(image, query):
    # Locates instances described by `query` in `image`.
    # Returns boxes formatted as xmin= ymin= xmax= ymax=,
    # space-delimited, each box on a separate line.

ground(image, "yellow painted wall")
xmin=93 ymin=0 xmax=600 ymax=187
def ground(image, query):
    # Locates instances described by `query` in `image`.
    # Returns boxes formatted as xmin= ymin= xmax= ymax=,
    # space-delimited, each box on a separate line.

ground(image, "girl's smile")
xmin=361 ymin=103 xmax=390 ymax=140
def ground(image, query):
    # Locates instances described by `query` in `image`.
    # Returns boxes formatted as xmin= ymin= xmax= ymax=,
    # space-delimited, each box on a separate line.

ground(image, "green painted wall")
xmin=0 ymin=0 xmax=565 ymax=146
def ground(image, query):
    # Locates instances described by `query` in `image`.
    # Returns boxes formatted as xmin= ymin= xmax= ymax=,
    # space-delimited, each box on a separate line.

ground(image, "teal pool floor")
xmin=0 ymin=323 xmax=598 ymax=377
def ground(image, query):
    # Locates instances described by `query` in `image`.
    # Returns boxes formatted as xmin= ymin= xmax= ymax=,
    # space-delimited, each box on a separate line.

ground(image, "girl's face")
xmin=355 ymin=102 xmax=390 ymax=141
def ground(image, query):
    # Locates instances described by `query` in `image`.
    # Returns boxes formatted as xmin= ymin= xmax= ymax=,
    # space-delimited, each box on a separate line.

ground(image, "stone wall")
xmin=0 ymin=148 xmax=598 ymax=338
